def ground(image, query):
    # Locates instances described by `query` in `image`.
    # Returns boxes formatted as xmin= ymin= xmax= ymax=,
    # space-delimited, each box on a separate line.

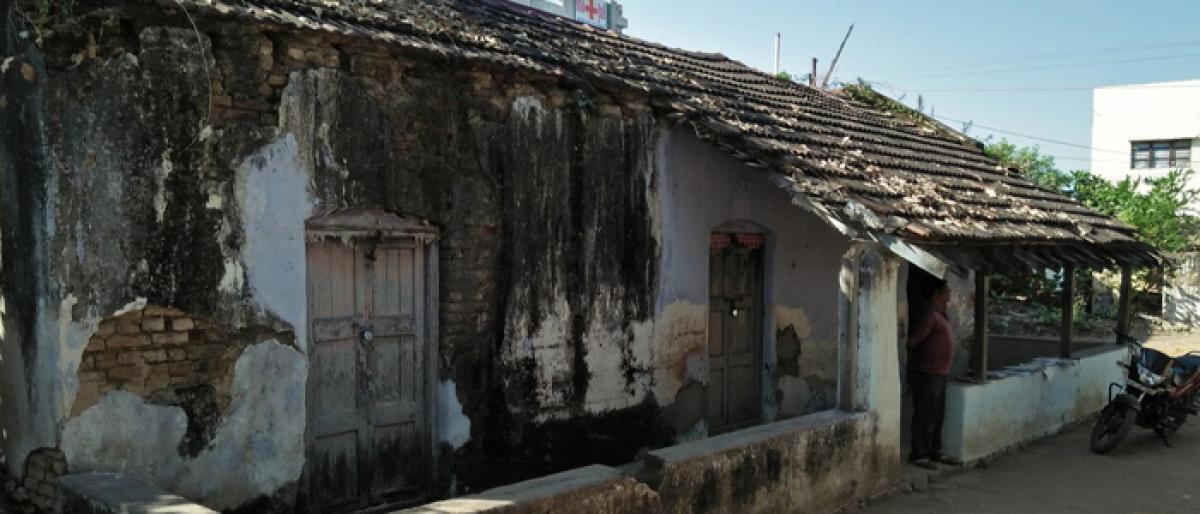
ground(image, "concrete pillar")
xmin=837 ymin=243 xmax=901 ymax=419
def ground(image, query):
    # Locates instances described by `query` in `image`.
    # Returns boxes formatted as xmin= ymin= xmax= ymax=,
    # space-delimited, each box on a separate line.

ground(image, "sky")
xmin=620 ymin=1 xmax=1200 ymax=171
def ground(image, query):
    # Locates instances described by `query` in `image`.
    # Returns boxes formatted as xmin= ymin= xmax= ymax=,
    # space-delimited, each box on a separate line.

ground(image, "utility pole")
xmin=774 ymin=33 xmax=781 ymax=75
xmin=821 ymin=23 xmax=854 ymax=88
xmin=810 ymin=57 xmax=818 ymax=87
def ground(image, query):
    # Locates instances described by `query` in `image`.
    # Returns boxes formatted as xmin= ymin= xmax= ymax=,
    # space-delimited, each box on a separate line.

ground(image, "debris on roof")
xmin=147 ymin=0 xmax=1159 ymax=268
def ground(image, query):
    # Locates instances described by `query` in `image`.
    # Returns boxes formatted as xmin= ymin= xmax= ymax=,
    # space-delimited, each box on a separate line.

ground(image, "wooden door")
xmin=306 ymin=238 xmax=428 ymax=511
xmin=707 ymin=236 xmax=763 ymax=434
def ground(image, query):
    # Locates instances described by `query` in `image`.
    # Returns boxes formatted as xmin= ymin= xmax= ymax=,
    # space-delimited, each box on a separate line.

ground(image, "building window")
xmin=1131 ymin=139 xmax=1191 ymax=169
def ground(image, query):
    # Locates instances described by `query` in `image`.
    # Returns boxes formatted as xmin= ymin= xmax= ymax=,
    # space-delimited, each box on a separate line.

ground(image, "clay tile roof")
xmin=157 ymin=0 xmax=1160 ymax=270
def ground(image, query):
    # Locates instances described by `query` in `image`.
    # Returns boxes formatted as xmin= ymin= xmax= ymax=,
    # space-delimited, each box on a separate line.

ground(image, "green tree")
xmin=984 ymin=139 xmax=1199 ymax=327
xmin=984 ymin=139 xmax=1072 ymax=193
xmin=984 ymin=139 xmax=1199 ymax=252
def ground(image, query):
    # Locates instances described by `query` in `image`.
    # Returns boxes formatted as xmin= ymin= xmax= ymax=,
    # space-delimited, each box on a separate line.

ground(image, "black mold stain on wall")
xmin=290 ymin=64 xmax=664 ymax=491
xmin=0 ymin=3 xmax=51 ymax=408
xmin=19 ymin=5 xmax=668 ymax=501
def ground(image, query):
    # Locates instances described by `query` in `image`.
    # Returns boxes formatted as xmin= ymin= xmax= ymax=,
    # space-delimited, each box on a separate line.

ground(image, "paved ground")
xmin=858 ymin=416 xmax=1200 ymax=514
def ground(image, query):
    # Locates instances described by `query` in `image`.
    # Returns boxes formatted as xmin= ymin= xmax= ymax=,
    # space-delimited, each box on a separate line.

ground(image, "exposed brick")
xmin=144 ymin=305 xmax=185 ymax=317
xmin=171 ymin=317 xmax=195 ymax=331
xmin=118 ymin=352 xmax=144 ymax=365
xmin=142 ymin=350 xmax=168 ymax=363
xmin=117 ymin=319 xmax=142 ymax=334
xmin=267 ymin=74 xmax=287 ymax=87
xmin=108 ymin=334 xmax=150 ymax=348
xmin=152 ymin=331 xmax=189 ymax=345
xmin=25 ymin=466 xmax=43 ymax=481
xmin=169 ymin=361 xmax=198 ymax=376
xmin=168 ymin=348 xmax=188 ymax=361
xmin=79 ymin=370 xmax=105 ymax=384
xmin=80 ymin=355 xmax=94 ymax=370
xmin=145 ymin=374 xmax=170 ymax=391
xmin=107 ymin=366 xmax=142 ymax=381
xmin=93 ymin=353 xmax=118 ymax=369
xmin=188 ymin=344 xmax=225 ymax=359
xmin=94 ymin=321 xmax=116 ymax=337
xmin=141 ymin=317 xmax=166 ymax=332
xmin=85 ymin=337 xmax=106 ymax=352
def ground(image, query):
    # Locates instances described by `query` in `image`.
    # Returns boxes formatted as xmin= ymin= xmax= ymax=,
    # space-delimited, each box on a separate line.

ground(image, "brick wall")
xmin=71 ymin=305 xmax=243 ymax=417
xmin=5 ymin=447 xmax=67 ymax=513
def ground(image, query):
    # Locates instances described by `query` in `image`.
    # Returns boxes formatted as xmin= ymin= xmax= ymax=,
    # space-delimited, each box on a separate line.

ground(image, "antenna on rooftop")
xmin=811 ymin=58 xmax=818 ymax=87
xmin=774 ymin=33 xmax=781 ymax=75
xmin=821 ymin=23 xmax=854 ymax=89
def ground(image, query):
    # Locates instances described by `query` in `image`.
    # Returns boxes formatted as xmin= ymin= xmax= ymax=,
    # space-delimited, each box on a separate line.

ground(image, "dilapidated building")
xmin=0 ymin=0 xmax=1158 ymax=512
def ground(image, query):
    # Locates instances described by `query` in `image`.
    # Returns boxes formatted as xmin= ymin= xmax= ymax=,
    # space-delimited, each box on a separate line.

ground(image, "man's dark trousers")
xmin=909 ymin=369 xmax=947 ymax=460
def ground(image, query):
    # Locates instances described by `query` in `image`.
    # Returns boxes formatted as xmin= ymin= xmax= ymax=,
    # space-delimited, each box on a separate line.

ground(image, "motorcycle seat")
xmin=1173 ymin=355 xmax=1200 ymax=381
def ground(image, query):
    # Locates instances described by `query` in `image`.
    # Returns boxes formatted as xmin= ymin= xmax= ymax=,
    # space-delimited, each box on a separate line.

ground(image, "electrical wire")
xmin=897 ymin=83 xmax=1200 ymax=93
xmin=881 ymin=52 xmax=1200 ymax=81
xmin=844 ymin=38 xmax=1200 ymax=75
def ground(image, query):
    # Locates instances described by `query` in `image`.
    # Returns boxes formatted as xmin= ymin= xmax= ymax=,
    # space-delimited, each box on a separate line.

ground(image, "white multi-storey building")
xmin=1091 ymin=79 xmax=1200 ymax=325
xmin=1090 ymin=79 xmax=1200 ymax=197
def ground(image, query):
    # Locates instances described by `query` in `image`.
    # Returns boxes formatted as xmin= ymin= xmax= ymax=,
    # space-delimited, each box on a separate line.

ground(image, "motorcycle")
xmin=1089 ymin=331 xmax=1200 ymax=454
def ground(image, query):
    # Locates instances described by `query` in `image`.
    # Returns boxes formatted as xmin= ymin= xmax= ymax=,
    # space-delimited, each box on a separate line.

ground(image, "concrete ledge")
xmin=400 ymin=465 xmax=658 ymax=514
xmin=403 ymin=410 xmax=898 ymax=514
xmin=646 ymin=410 xmax=857 ymax=465
xmin=58 ymin=472 xmax=216 ymax=514
xmin=641 ymin=410 xmax=896 ymax=514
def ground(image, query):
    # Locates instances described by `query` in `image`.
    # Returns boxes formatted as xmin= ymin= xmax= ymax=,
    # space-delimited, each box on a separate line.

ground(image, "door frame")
xmin=302 ymin=206 xmax=440 ymax=510
xmin=706 ymin=227 xmax=766 ymax=435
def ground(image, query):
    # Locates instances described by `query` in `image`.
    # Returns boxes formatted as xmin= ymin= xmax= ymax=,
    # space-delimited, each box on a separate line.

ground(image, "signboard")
xmin=575 ymin=0 xmax=608 ymax=28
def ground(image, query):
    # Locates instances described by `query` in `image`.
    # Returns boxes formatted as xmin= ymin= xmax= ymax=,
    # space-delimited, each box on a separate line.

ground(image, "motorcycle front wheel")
xmin=1090 ymin=403 xmax=1136 ymax=454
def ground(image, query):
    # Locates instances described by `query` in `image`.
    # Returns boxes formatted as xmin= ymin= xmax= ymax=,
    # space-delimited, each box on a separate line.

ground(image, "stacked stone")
xmin=73 ymin=306 xmax=235 ymax=417
xmin=5 ymin=448 xmax=67 ymax=513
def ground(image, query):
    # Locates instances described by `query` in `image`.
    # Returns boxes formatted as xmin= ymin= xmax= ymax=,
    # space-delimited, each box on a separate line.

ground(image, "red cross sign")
xmin=575 ymin=0 xmax=608 ymax=28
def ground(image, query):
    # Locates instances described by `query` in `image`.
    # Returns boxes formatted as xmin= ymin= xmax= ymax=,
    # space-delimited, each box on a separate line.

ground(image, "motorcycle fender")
xmin=1109 ymin=393 xmax=1140 ymax=413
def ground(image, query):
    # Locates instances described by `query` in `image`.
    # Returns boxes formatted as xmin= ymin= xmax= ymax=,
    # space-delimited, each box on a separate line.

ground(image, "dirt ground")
xmin=1145 ymin=331 xmax=1200 ymax=356
xmin=855 ymin=420 xmax=1200 ymax=514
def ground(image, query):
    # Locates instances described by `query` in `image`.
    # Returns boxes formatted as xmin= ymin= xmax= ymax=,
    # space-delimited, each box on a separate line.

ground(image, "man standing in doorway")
xmin=907 ymin=279 xmax=954 ymax=470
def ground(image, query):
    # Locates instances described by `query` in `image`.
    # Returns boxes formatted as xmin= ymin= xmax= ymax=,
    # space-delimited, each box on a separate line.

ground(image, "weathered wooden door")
xmin=707 ymin=234 xmax=763 ymax=434
xmin=306 ymin=237 xmax=428 ymax=511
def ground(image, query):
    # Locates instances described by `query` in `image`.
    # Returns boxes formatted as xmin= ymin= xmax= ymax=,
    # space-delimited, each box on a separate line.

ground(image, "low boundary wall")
xmin=400 ymin=411 xmax=899 ymax=514
xmin=943 ymin=345 xmax=1124 ymax=463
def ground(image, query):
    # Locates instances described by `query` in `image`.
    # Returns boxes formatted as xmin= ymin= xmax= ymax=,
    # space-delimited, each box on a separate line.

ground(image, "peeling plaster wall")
xmin=62 ymin=341 xmax=306 ymax=510
xmin=656 ymin=127 xmax=849 ymax=433
xmin=3 ymin=11 xmax=681 ymax=503
xmin=2 ymin=7 xmax=870 ymax=506
xmin=0 ymin=22 xmax=316 ymax=508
